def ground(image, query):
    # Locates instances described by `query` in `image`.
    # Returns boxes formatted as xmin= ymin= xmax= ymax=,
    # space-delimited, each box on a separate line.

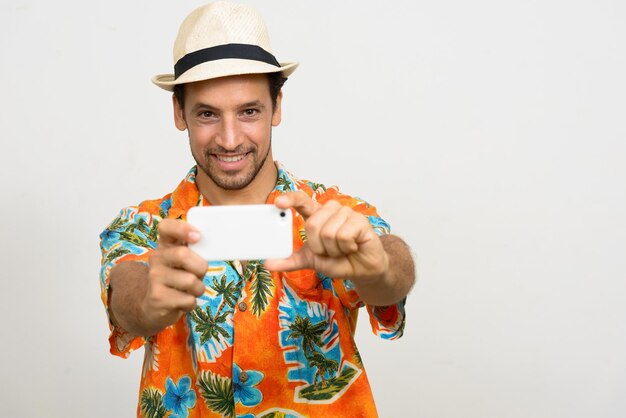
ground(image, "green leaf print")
xmin=307 ymin=351 xmax=339 ymax=388
xmin=298 ymin=365 xmax=359 ymax=401
xmin=286 ymin=315 xmax=328 ymax=358
xmin=249 ymin=263 xmax=274 ymax=317
xmin=276 ymin=173 xmax=293 ymax=191
xmin=189 ymin=306 xmax=231 ymax=345
xmin=140 ymin=387 xmax=167 ymax=418
xmin=118 ymin=231 xmax=150 ymax=248
xmin=354 ymin=349 xmax=363 ymax=368
xmin=309 ymin=182 xmax=327 ymax=193
xmin=103 ymin=246 xmax=130 ymax=265
xmin=197 ymin=370 xmax=234 ymax=418
xmin=107 ymin=216 xmax=127 ymax=232
xmin=147 ymin=219 xmax=160 ymax=243
xmin=133 ymin=217 xmax=152 ymax=235
xmin=211 ymin=275 xmax=238 ymax=317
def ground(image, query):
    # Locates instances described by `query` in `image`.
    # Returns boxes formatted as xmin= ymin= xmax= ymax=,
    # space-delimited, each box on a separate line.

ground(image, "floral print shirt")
xmin=99 ymin=163 xmax=406 ymax=418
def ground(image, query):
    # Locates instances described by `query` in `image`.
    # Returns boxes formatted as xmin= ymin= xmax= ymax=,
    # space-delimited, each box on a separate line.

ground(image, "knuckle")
xmin=325 ymin=200 xmax=341 ymax=210
xmin=148 ymin=266 xmax=161 ymax=282
xmin=174 ymin=246 xmax=189 ymax=260
xmin=320 ymin=226 xmax=336 ymax=241
xmin=147 ymin=285 xmax=164 ymax=306
xmin=306 ymin=218 xmax=321 ymax=235
xmin=340 ymin=205 xmax=353 ymax=216
xmin=336 ymin=229 xmax=352 ymax=242
xmin=181 ymin=274 xmax=197 ymax=291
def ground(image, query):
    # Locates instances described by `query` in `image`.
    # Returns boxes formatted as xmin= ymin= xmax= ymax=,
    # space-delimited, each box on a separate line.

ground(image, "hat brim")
xmin=152 ymin=59 xmax=298 ymax=91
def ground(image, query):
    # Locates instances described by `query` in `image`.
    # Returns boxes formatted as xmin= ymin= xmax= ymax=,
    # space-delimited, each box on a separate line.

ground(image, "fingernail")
xmin=188 ymin=231 xmax=201 ymax=242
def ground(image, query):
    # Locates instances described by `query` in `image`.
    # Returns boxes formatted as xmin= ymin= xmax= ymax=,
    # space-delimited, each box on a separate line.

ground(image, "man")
xmin=99 ymin=2 xmax=415 ymax=417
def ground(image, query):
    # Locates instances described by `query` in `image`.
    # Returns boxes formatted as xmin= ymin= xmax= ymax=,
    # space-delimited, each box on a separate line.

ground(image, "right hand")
xmin=142 ymin=218 xmax=207 ymax=332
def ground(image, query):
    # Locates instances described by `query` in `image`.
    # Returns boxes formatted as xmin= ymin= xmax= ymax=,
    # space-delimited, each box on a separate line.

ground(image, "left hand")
xmin=264 ymin=192 xmax=389 ymax=283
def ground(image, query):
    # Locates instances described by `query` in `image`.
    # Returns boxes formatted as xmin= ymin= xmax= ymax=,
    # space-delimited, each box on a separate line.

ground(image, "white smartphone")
xmin=187 ymin=204 xmax=293 ymax=261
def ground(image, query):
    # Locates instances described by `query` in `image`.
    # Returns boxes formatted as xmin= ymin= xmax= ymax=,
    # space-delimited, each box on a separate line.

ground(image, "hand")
xmin=141 ymin=219 xmax=207 ymax=332
xmin=264 ymin=192 xmax=389 ymax=284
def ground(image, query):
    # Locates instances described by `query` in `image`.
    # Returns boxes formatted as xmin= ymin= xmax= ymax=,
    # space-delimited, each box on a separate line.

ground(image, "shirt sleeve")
xmin=99 ymin=206 xmax=160 ymax=357
xmin=315 ymin=187 xmax=407 ymax=340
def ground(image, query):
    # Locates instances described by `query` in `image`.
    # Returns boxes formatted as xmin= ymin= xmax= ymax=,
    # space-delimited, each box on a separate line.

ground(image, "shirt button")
xmin=238 ymin=301 xmax=248 ymax=312
xmin=239 ymin=371 xmax=249 ymax=383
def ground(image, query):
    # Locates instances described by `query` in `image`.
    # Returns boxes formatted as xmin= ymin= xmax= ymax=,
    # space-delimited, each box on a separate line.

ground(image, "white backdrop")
xmin=1 ymin=0 xmax=625 ymax=417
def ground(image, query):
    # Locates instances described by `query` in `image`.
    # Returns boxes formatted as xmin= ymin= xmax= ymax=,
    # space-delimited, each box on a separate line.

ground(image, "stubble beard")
xmin=192 ymin=136 xmax=272 ymax=191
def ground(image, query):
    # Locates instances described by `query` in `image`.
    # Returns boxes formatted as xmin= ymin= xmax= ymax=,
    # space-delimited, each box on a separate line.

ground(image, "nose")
xmin=215 ymin=115 xmax=243 ymax=151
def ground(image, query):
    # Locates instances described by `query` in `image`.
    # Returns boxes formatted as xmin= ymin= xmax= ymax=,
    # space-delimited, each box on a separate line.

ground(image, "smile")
xmin=215 ymin=153 xmax=248 ymax=162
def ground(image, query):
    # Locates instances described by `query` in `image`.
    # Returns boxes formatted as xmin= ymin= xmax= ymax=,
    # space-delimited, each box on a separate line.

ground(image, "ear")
xmin=271 ymin=91 xmax=283 ymax=127
xmin=173 ymin=94 xmax=188 ymax=131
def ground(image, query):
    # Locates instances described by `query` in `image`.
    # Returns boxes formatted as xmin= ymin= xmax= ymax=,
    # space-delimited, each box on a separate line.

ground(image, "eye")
xmin=242 ymin=108 xmax=259 ymax=117
xmin=199 ymin=111 xmax=215 ymax=118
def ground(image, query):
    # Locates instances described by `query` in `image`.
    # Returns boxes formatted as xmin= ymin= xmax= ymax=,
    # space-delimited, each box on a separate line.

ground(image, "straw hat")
xmin=152 ymin=1 xmax=298 ymax=91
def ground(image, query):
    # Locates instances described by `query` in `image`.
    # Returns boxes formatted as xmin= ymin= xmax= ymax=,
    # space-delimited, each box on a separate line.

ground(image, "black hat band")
xmin=174 ymin=43 xmax=280 ymax=79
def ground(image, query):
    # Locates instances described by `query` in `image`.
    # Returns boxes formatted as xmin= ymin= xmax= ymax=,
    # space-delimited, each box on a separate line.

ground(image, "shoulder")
xmin=279 ymin=165 xmax=390 ymax=234
xmin=136 ymin=193 xmax=175 ymax=219
xmin=115 ymin=191 xmax=174 ymax=223
xmin=276 ymin=164 xmax=354 ymax=203
xmin=100 ymin=191 xmax=173 ymax=244
xmin=298 ymin=180 xmax=381 ymax=218
xmin=109 ymin=166 xmax=198 ymax=223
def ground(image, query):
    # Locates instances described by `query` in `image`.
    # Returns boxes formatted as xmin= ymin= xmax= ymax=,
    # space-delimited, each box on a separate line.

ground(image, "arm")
xmin=265 ymin=192 xmax=416 ymax=306
xmin=108 ymin=219 xmax=207 ymax=337
xmin=351 ymin=234 xmax=415 ymax=306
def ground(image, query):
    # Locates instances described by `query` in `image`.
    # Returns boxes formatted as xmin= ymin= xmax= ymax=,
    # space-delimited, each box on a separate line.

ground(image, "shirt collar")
xmin=167 ymin=161 xmax=299 ymax=220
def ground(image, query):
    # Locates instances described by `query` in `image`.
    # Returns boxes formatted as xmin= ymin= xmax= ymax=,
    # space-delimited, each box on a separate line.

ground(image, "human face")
xmin=174 ymin=74 xmax=282 ymax=192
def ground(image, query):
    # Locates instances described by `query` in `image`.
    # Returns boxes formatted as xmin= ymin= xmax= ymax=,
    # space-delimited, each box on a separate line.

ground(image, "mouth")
xmin=214 ymin=153 xmax=247 ymax=162
xmin=210 ymin=151 xmax=252 ymax=171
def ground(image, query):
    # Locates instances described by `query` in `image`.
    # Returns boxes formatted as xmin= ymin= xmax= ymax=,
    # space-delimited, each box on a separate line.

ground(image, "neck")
xmin=196 ymin=158 xmax=278 ymax=206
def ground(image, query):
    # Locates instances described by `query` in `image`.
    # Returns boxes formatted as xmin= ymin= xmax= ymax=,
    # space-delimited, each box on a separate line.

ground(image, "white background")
xmin=1 ymin=0 xmax=625 ymax=417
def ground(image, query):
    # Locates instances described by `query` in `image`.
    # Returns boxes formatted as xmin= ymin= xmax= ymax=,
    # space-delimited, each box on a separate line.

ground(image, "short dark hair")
xmin=173 ymin=72 xmax=287 ymax=112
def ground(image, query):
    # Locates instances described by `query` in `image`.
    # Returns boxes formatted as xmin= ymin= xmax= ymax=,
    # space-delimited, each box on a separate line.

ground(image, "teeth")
xmin=217 ymin=154 xmax=245 ymax=162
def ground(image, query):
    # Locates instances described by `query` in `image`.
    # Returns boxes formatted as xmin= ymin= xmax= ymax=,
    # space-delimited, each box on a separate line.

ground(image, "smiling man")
xmin=99 ymin=2 xmax=415 ymax=417
xmin=177 ymin=74 xmax=283 ymax=204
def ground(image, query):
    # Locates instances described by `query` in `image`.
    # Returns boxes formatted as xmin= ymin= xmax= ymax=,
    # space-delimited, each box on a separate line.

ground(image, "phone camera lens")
xmin=280 ymin=211 xmax=286 ymax=218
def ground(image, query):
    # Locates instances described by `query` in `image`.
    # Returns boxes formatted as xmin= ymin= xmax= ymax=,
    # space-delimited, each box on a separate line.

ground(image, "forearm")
xmin=353 ymin=234 xmax=416 ymax=306
xmin=108 ymin=261 xmax=159 ymax=337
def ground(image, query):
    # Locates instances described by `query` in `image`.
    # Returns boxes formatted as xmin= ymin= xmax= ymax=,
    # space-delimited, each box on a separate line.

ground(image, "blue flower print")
xmin=163 ymin=376 xmax=197 ymax=418
xmin=233 ymin=363 xmax=264 ymax=407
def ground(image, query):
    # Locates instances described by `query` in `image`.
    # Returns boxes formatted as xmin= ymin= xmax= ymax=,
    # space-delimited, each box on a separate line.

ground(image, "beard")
xmin=192 ymin=138 xmax=272 ymax=191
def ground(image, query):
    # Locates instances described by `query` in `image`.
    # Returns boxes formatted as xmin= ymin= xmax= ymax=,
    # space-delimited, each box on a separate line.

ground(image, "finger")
xmin=318 ymin=205 xmax=353 ymax=257
xmin=152 ymin=246 xmax=208 ymax=279
xmin=313 ymin=255 xmax=356 ymax=279
xmin=160 ymin=268 xmax=206 ymax=297
xmin=264 ymin=244 xmax=314 ymax=272
xmin=150 ymin=285 xmax=198 ymax=313
xmin=305 ymin=200 xmax=343 ymax=255
xmin=157 ymin=219 xmax=201 ymax=248
xmin=267 ymin=249 xmax=356 ymax=279
xmin=274 ymin=191 xmax=319 ymax=220
xmin=335 ymin=213 xmax=369 ymax=254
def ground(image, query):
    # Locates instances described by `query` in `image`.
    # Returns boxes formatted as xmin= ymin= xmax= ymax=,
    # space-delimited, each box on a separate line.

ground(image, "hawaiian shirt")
xmin=99 ymin=163 xmax=406 ymax=418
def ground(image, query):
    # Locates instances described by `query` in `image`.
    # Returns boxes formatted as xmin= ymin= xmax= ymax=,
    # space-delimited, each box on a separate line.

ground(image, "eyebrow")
xmin=238 ymin=100 xmax=266 ymax=110
xmin=190 ymin=102 xmax=218 ymax=113
xmin=189 ymin=100 xmax=267 ymax=114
